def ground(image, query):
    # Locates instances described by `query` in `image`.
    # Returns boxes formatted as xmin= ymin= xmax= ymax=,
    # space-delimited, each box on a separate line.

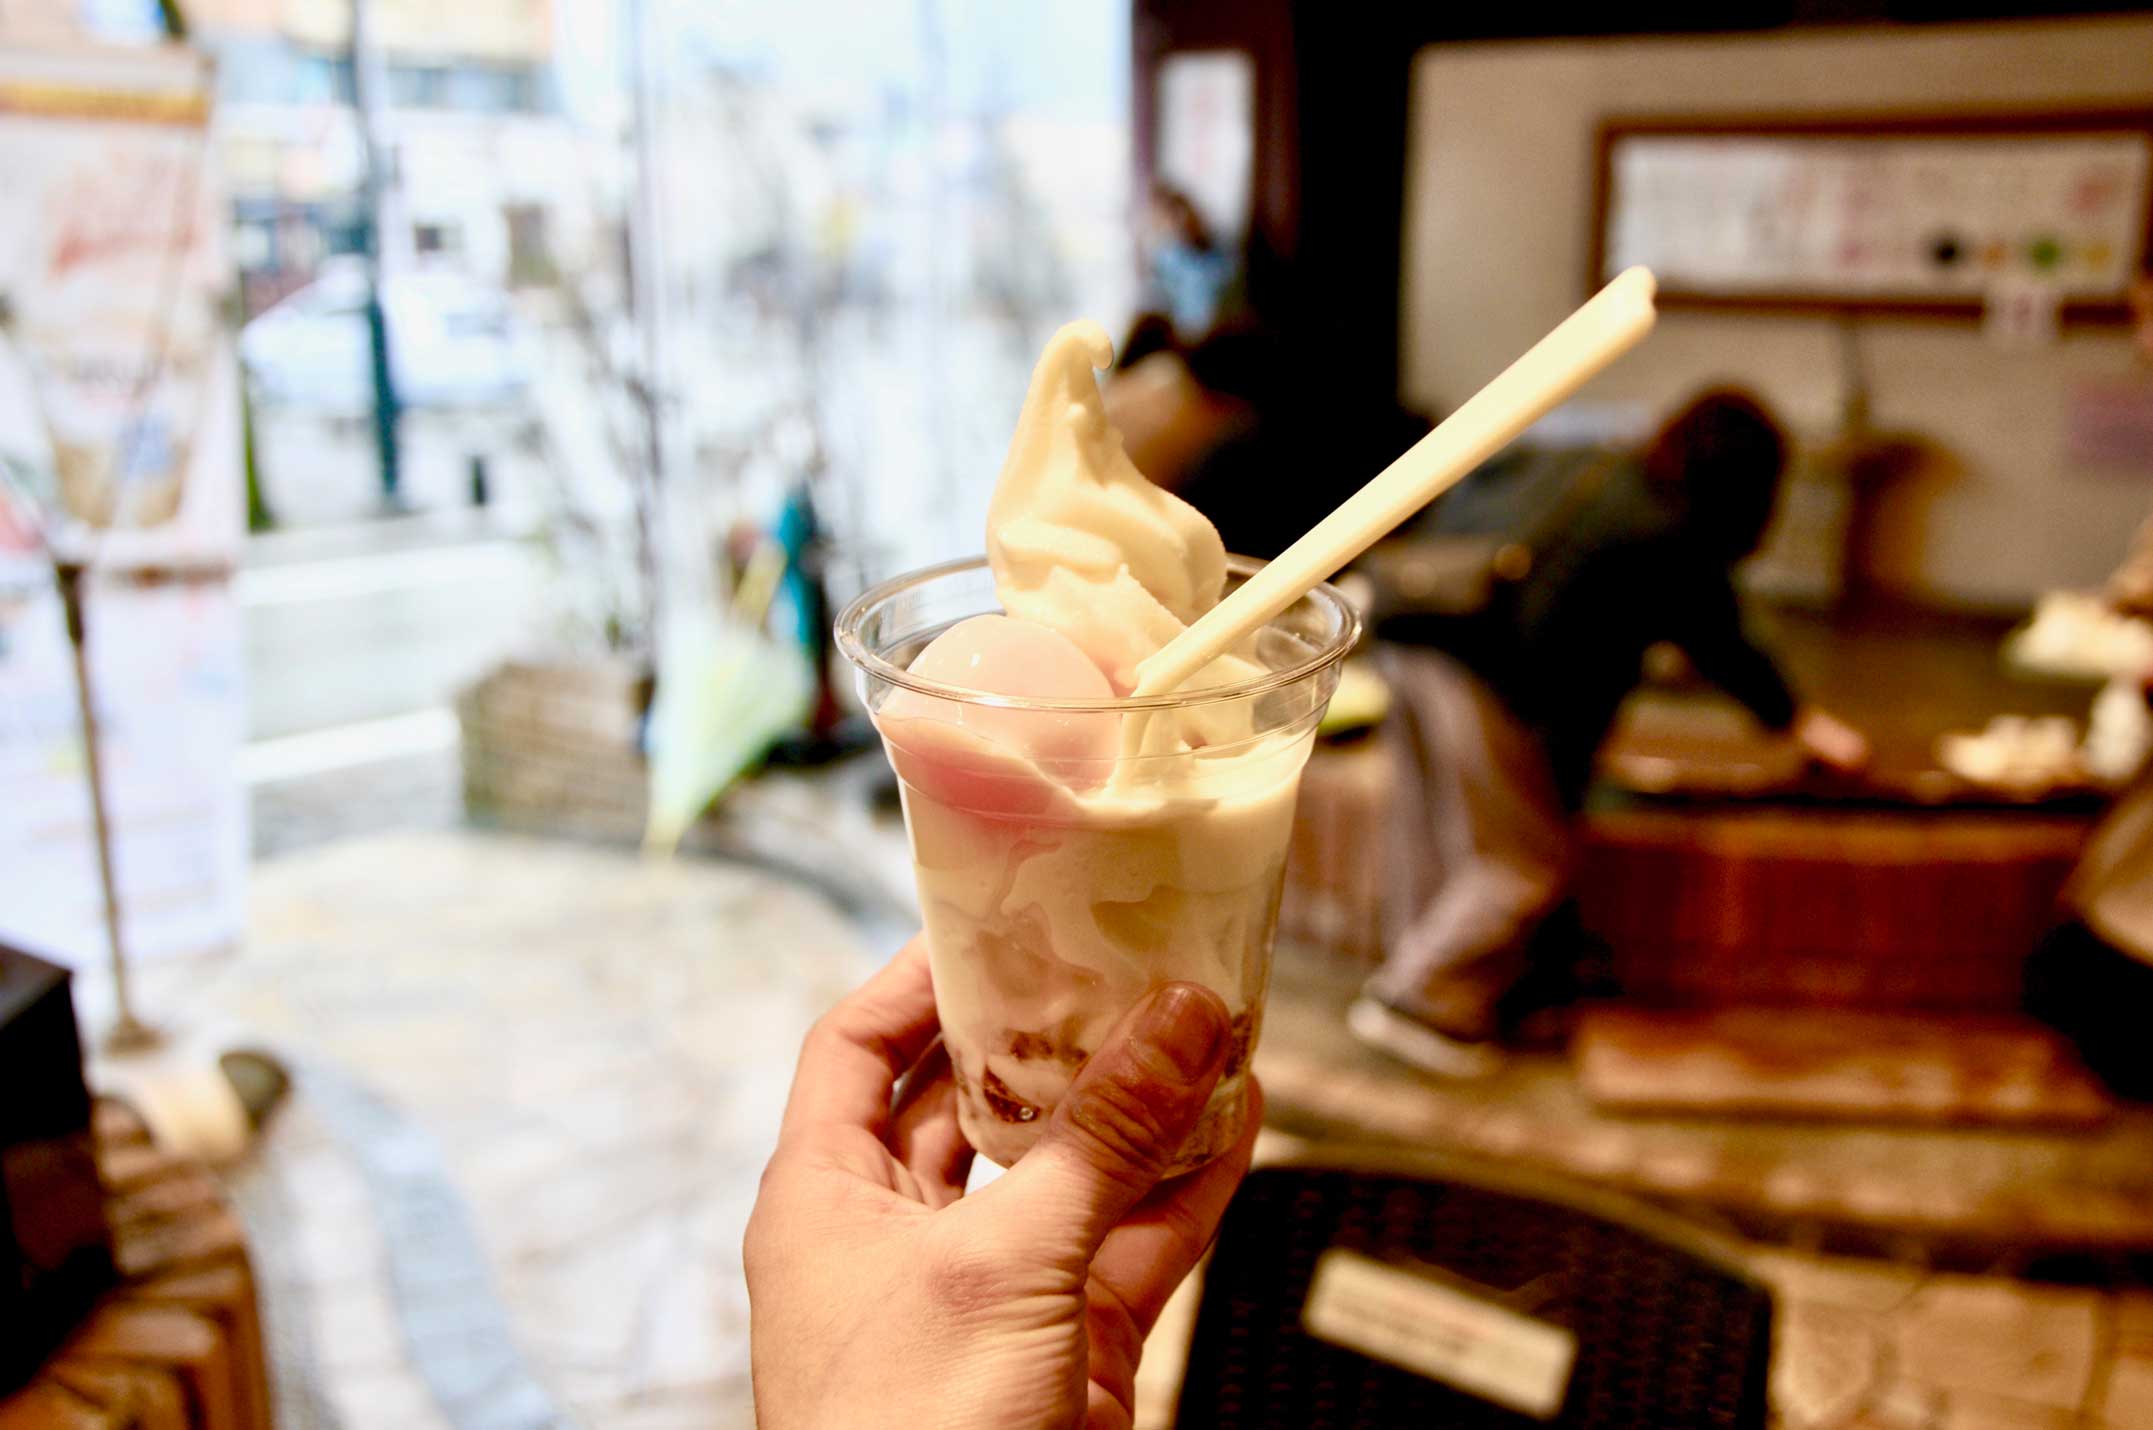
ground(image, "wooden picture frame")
xmin=1588 ymin=108 xmax=2153 ymax=324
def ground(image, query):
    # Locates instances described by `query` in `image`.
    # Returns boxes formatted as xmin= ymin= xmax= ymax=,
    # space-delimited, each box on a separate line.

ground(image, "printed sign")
xmin=1599 ymin=121 xmax=2153 ymax=316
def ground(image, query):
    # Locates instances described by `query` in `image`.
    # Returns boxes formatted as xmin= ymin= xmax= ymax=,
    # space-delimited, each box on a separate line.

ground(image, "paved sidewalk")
xmin=249 ymin=745 xmax=462 ymax=860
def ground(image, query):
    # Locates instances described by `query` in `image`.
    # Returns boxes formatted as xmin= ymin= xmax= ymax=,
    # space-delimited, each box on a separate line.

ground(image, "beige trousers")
xmin=1367 ymin=646 xmax=1572 ymax=1039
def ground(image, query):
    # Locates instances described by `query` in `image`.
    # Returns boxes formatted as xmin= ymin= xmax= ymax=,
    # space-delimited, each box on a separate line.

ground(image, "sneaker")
xmin=1347 ymin=996 xmax=1505 ymax=1079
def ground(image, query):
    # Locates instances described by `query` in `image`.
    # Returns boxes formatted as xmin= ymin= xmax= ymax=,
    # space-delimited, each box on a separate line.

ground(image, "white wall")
xmin=1402 ymin=18 xmax=2153 ymax=608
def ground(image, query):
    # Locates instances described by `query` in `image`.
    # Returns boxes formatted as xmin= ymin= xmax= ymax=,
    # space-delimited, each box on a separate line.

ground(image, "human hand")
xmin=1792 ymin=705 xmax=1871 ymax=775
xmin=744 ymin=937 xmax=1258 ymax=1429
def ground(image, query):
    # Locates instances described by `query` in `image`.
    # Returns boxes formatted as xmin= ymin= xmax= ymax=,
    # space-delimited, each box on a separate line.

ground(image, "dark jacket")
xmin=1380 ymin=449 xmax=1798 ymax=806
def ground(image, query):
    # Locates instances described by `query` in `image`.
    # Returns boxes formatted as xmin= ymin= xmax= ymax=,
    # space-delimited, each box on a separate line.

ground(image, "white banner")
xmin=0 ymin=42 xmax=239 ymax=576
xmin=0 ymin=41 xmax=246 ymax=969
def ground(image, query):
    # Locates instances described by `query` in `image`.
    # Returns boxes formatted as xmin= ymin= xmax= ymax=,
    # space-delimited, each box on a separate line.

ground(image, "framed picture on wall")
xmin=1589 ymin=109 xmax=2153 ymax=323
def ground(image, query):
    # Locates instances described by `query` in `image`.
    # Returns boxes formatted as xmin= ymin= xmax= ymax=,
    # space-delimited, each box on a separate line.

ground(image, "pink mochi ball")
xmin=875 ymin=614 xmax=1118 ymax=816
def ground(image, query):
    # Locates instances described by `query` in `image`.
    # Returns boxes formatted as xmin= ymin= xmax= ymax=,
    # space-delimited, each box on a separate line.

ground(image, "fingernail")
xmin=1134 ymin=984 xmax=1230 ymax=1084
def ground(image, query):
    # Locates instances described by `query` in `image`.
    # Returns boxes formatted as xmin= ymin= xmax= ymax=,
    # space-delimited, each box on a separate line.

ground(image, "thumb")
xmin=984 ymin=983 xmax=1233 ymax=1264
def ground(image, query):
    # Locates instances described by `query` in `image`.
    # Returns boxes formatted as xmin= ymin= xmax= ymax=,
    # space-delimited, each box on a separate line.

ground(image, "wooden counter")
xmin=1279 ymin=602 xmax=2104 ymax=1012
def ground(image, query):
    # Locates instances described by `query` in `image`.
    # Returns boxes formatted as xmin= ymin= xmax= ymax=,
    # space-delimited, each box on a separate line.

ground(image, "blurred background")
xmin=4 ymin=1 xmax=2153 ymax=1426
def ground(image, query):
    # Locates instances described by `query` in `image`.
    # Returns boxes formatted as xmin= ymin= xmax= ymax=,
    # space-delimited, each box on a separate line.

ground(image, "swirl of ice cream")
xmin=986 ymin=320 xmax=1228 ymax=694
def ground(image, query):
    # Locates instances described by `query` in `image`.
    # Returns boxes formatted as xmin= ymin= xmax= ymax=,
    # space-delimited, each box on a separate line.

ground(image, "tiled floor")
xmin=1257 ymin=950 xmax=2153 ymax=1254
xmin=112 ymin=822 xmax=2153 ymax=1428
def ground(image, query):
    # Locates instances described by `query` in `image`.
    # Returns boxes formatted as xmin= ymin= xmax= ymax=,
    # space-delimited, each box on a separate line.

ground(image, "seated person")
xmin=1350 ymin=389 xmax=1870 ymax=1076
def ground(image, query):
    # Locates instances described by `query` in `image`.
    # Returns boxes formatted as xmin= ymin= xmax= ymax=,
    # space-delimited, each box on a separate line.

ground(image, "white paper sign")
xmin=1156 ymin=50 xmax=1253 ymax=242
xmin=1302 ymin=1248 xmax=1578 ymax=1420
xmin=0 ymin=573 xmax=247 ymax=967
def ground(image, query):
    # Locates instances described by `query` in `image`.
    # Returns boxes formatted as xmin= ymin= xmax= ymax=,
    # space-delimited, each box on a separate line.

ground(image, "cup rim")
xmin=834 ymin=553 xmax=1362 ymax=713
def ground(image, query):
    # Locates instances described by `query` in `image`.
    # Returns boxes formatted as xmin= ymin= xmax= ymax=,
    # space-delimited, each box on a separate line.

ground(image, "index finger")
xmin=779 ymin=936 xmax=941 ymax=1143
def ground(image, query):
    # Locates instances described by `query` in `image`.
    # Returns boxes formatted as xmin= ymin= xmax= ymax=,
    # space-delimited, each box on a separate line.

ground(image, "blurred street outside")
xmin=235 ymin=298 xmax=1095 ymax=858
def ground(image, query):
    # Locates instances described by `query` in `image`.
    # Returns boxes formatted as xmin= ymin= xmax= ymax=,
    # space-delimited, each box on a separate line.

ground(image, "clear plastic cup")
xmin=836 ymin=555 xmax=1358 ymax=1173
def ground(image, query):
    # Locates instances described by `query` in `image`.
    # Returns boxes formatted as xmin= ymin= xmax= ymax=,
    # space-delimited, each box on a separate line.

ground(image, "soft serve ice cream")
xmin=867 ymin=319 xmax=1345 ymax=1172
xmin=985 ymin=323 xmax=1226 ymax=694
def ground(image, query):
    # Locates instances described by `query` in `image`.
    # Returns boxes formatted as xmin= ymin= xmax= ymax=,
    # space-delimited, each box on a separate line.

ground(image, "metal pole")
xmin=55 ymin=562 xmax=157 ymax=1052
xmin=351 ymin=0 xmax=403 ymax=509
xmin=626 ymin=0 xmax=667 ymax=651
xmin=915 ymin=0 xmax=958 ymax=559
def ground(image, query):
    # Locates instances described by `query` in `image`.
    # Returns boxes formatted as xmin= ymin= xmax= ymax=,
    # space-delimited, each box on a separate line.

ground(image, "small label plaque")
xmin=1301 ymin=1248 xmax=1578 ymax=1420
